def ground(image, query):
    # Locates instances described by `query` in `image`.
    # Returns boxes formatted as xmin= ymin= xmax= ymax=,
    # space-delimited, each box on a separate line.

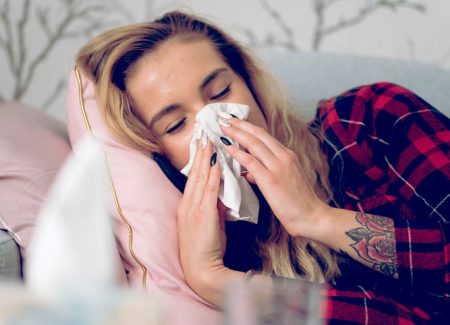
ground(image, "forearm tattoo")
xmin=345 ymin=212 xmax=398 ymax=278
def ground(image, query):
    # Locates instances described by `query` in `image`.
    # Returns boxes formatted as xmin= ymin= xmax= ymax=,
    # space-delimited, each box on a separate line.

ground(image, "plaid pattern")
xmin=311 ymin=82 xmax=450 ymax=323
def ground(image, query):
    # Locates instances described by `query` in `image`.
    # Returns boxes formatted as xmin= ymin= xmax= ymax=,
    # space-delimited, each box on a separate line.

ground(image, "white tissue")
xmin=26 ymin=136 xmax=121 ymax=301
xmin=181 ymin=103 xmax=259 ymax=224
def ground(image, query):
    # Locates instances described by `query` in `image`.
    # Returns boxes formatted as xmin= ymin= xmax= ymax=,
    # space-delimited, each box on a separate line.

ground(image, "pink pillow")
xmin=0 ymin=102 xmax=71 ymax=261
xmin=65 ymin=70 xmax=221 ymax=324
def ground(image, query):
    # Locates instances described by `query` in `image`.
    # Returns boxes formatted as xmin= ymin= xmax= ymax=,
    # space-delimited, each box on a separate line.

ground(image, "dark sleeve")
xmin=269 ymin=277 xmax=436 ymax=323
xmin=322 ymin=284 xmax=437 ymax=324
xmin=313 ymin=82 xmax=450 ymax=320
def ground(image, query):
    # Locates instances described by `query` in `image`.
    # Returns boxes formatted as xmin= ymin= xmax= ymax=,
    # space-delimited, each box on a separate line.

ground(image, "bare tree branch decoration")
xmin=234 ymin=0 xmax=298 ymax=51
xmin=0 ymin=0 xmax=131 ymax=105
xmin=260 ymin=0 xmax=297 ymax=50
xmin=312 ymin=0 xmax=426 ymax=51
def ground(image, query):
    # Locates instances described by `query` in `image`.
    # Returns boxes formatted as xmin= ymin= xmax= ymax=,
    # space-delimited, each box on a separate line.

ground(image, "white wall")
xmin=1 ymin=0 xmax=449 ymax=121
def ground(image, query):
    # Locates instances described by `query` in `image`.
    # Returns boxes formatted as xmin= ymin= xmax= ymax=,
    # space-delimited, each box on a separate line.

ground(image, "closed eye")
xmin=166 ymin=117 xmax=186 ymax=134
xmin=210 ymin=85 xmax=231 ymax=101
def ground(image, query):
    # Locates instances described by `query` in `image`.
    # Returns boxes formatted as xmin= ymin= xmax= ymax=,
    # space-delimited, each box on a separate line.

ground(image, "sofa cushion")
xmin=0 ymin=102 xmax=71 ymax=263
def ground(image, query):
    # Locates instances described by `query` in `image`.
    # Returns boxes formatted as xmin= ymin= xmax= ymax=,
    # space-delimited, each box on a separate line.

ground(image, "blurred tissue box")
xmin=26 ymin=135 xmax=119 ymax=298
xmin=0 ymin=136 xmax=166 ymax=324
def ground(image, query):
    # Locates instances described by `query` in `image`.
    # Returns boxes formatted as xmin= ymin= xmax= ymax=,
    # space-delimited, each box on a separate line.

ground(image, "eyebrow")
xmin=149 ymin=67 xmax=229 ymax=129
xmin=199 ymin=67 xmax=228 ymax=90
xmin=149 ymin=103 xmax=180 ymax=129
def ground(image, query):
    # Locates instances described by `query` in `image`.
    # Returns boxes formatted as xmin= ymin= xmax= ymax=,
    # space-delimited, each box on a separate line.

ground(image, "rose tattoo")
xmin=345 ymin=213 xmax=398 ymax=278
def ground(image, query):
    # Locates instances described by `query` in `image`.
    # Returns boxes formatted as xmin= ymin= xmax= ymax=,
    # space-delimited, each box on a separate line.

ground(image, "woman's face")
xmin=126 ymin=37 xmax=268 ymax=170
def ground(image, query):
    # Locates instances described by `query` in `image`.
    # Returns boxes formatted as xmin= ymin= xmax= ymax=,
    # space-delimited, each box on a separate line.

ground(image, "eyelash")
xmin=166 ymin=117 xmax=186 ymax=134
xmin=165 ymin=86 xmax=231 ymax=134
xmin=210 ymin=85 xmax=231 ymax=100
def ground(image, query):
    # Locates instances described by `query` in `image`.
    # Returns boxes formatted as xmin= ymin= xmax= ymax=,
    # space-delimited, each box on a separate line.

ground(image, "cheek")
xmin=247 ymin=106 xmax=269 ymax=131
xmin=161 ymin=128 xmax=193 ymax=170
xmin=232 ymin=80 xmax=268 ymax=131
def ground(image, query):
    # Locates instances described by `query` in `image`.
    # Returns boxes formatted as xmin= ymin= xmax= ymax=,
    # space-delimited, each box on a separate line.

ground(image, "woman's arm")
xmin=177 ymin=83 xmax=449 ymax=320
xmin=314 ymin=208 xmax=399 ymax=278
xmin=176 ymin=137 xmax=246 ymax=306
xmin=314 ymin=82 xmax=450 ymax=295
xmin=220 ymin=91 xmax=450 ymax=297
xmin=220 ymin=117 xmax=401 ymax=277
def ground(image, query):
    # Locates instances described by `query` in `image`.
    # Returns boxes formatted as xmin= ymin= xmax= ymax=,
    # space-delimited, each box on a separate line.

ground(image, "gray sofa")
xmin=1 ymin=51 xmax=449 ymax=280
xmin=0 ymin=230 xmax=21 ymax=280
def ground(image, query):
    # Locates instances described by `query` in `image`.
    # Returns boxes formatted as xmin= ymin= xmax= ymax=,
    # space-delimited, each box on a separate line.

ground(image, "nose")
xmin=191 ymin=101 xmax=208 ymax=115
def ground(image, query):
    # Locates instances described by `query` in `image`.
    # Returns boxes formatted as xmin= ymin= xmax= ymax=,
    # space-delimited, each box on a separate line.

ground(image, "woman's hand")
xmin=177 ymin=139 xmax=243 ymax=305
xmin=220 ymin=117 xmax=331 ymax=239
xmin=220 ymin=117 xmax=401 ymax=280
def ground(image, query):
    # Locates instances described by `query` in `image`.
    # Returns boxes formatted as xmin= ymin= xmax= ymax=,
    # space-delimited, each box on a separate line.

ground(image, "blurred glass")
xmin=223 ymin=277 xmax=323 ymax=325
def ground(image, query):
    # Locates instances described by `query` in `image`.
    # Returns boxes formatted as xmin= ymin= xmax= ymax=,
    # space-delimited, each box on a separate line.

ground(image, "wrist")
xmin=194 ymin=267 xmax=244 ymax=308
xmin=292 ymin=203 xmax=335 ymax=240
xmin=292 ymin=204 xmax=355 ymax=250
xmin=310 ymin=207 xmax=362 ymax=251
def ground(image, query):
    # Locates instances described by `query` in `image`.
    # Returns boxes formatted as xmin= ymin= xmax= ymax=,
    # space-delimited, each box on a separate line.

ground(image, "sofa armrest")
xmin=0 ymin=230 xmax=21 ymax=280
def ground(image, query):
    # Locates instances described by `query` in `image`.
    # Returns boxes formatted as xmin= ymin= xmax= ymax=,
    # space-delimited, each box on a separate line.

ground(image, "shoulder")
xmin=314 ymin=82 xmax=431 ymax=129
xmin=311 ymin=82 xmax=447 ymax=145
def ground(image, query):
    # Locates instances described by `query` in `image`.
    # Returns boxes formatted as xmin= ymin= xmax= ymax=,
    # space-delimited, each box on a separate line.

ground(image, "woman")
xmin=76 ymin=11 xmax=449 ymax=323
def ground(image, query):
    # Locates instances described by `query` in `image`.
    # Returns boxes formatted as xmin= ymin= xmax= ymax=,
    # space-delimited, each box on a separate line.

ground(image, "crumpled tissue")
xmin=181 ymin=103 xmax=259 ymax=224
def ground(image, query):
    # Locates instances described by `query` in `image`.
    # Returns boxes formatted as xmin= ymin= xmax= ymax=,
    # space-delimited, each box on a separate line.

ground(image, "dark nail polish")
xmin=220 ymin=136 xmax=232 ymax=146
xmin=230 ymin=113 xmax=238 ymax=118
xmin=210 ymin=152 xmax=217 ymax=166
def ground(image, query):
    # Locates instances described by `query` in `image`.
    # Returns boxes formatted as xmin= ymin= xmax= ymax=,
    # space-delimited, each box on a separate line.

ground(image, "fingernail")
xmin=220 ymin=136 xmax=232 ymax=146
xmin=210 ymin=152 xmax=217 ymax=166
xmin=195 ymin=126 xmax=203 ymax=140
xmin=218 ymin=112 xmax=232 ymax=119
xmin=201 ymin=134 xmax=207 ymax=149
xmin=218 ymin=119 xmax=231 ymax=127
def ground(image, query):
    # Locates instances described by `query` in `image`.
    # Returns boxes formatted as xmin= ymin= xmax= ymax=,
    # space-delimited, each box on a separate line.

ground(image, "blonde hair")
xmin=76 ymin=11 xmax=340 ymax=282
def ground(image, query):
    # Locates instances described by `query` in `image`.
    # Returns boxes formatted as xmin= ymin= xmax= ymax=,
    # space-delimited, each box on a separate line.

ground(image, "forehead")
xmin=126 ymin=38 xmax=228 ymax=111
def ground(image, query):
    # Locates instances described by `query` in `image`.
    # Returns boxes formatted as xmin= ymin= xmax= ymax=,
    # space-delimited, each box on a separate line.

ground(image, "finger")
xmin=183 ymin=138 xmax=204 ymax=199
xmin=217 ymin=198 xmax=227 ymax=232
xmin=190 ymin=139 xmax=214 ymax=207
xmin=203 ymin=159 xmax=221 ymax=215
xmin=223 ymin=144 xmax=270 ymax=182
xmin=221 ymin=125 xmax=277 ymax=169
xmin=221 ymin=117 xmax=287 ymax=157
xmin=178 ymin=141 xmax=203 ymax=230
